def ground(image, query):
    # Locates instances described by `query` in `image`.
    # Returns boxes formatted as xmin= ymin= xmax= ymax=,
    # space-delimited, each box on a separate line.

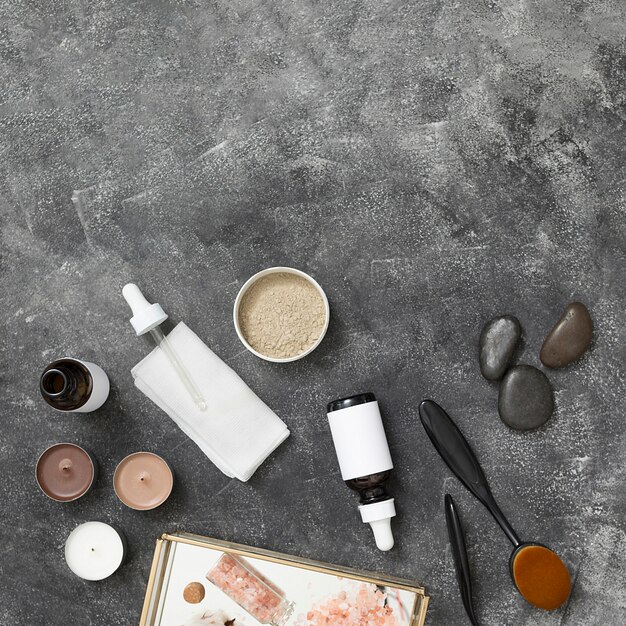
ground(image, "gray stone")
xmin=479 ymin=315 xmax=522 ymax=380
xmin=498 ymin=365 xmax=554 ymax=430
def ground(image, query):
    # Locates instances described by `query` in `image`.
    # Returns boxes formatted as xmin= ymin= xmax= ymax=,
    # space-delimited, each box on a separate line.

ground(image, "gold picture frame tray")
xmin=139 ymin=531 xmax=429 ymax=626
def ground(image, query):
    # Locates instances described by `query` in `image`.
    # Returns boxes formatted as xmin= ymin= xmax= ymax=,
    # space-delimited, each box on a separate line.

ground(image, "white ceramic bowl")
xmin=233 ymin=266 xmax=330 ymax=363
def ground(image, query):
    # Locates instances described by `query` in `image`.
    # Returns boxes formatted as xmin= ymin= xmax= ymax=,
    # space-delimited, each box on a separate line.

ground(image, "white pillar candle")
xmin=64 ymin=522 xmax=126 ymax=580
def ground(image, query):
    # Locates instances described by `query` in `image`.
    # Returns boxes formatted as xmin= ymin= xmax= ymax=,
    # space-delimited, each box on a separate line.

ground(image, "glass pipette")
xmin=122 ymin=283 xmax=208 ymax=412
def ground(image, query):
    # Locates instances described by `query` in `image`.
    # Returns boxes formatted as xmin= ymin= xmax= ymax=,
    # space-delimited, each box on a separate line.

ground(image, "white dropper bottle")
xmin=122 ymin=283 xmax=207 ymax=411
xmin=327 ymin=393 xmax=396 ymax=551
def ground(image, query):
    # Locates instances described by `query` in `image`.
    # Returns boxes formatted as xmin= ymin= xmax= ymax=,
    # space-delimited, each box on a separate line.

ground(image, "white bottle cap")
xmin=122 ymin=283 xmax=168 ymax=335
xmin=359 ymin=498 xmax=396 ymax=551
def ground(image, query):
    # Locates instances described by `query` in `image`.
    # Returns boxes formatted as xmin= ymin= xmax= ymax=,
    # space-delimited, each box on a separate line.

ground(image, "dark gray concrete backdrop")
xmin=1 ymin=1 xmax=625 ymax=624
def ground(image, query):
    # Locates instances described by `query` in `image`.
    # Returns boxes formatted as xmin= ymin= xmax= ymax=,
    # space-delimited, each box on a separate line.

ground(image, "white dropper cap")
xmin=359 ymin=498 xmax=396 ymax=551
xmin=122 ymin=283 xmax=168 ymax=335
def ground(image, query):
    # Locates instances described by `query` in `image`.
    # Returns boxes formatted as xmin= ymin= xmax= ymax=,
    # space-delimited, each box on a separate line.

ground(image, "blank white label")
xmin=327 ymin=401 xmax=393 ymax=480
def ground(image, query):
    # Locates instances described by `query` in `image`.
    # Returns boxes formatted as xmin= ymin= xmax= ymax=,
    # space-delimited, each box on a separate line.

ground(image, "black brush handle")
xmin=445 ymin=494 xmax=479 ymax=626
xmin=419 ymin=400 xmax=521 ymax=547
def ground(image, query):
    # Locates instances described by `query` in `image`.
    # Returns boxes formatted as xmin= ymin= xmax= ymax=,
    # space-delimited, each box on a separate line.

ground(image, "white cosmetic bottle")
xmin=327 ymin=393 xmax=396 ymax=551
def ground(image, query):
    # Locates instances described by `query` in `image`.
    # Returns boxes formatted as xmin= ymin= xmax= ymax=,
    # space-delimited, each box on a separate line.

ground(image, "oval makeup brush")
xmin=419 ymin=400 xmax=571 ymax=611
xmin=445 ymin=494 xmax=480 ymax=625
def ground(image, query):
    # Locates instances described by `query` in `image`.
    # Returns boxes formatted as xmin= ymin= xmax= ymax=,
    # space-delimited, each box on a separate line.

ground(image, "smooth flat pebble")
xmin=479 ymin=315 xmax=522 ymax=380
xmin=540 ymin=302 xmax=593 ymax=368
xmin=498 ymin=365 xmax=554 ymax=430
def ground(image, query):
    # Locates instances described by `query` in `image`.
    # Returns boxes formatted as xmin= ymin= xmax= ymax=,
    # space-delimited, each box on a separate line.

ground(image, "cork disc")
xmin=183 ymin=581 xmax=206 ymax=604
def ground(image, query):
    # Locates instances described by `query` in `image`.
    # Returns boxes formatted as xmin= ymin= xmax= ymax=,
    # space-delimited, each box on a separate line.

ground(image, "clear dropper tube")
xmin=149 ymin=326 xmax=207 ymax=411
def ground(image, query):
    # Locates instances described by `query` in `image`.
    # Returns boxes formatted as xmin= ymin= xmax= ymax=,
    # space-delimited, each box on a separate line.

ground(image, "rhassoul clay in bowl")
xmin=238 ymin=272 xmax=326 ymax=360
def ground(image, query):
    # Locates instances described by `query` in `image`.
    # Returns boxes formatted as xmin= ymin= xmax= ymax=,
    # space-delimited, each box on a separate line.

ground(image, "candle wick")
xmin=91 ymin=548 xmax=95 ymax=552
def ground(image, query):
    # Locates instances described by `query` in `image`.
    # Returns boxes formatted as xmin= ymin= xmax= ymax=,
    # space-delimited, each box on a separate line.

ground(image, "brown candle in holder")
xmin=113 ymin=452 xmax=174 ymax=510
xmin=36 ymin=443 xmax=96 ymax=502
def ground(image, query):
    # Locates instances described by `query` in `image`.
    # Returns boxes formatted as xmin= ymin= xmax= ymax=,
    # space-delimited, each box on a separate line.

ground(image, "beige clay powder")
xmin=238 ymin=272 xmax=326 ymax=359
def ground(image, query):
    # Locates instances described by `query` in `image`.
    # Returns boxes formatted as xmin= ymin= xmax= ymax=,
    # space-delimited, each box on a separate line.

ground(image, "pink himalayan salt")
xmin=297 ymin=584 xmax=398 ymax=626
xmin=207 ymin=554 xmax=290 ymax=624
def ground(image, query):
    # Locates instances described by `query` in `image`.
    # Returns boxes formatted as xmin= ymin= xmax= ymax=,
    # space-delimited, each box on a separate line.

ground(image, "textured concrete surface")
xmin=1 ymin=1 xmax=625 ymax=624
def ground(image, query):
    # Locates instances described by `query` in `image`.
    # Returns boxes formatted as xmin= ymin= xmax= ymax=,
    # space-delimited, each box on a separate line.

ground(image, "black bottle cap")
xmin=327 ymin=392 xmax=376 ymax=413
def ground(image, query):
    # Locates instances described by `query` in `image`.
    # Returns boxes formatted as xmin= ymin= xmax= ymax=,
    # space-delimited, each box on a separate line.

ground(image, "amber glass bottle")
xmin=327 ymin=392 xmax=396 ymax=550
xmin=40 ymin=358 xmax=109 ymax=413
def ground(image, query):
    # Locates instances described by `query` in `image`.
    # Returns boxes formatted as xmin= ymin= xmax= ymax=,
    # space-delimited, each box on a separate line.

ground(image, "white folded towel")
xmin=131 ymin=322 xmax=289 ymax=481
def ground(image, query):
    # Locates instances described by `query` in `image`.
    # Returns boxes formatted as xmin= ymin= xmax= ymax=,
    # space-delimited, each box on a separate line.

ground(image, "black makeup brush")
xmin=445 ymin=494 xmax=480 ymax=626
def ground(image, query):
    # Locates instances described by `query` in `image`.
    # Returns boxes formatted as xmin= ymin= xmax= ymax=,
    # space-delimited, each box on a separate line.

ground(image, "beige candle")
xmin=113 ymin=452 xmax=173 ymax=510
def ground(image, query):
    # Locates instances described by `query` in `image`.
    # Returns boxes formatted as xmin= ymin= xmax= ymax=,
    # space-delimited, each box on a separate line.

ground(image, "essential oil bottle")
xmin=40 ymin=358 xmax=110 ymax=413
xmin=327 ymin=392 xmax=396 ymax=551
